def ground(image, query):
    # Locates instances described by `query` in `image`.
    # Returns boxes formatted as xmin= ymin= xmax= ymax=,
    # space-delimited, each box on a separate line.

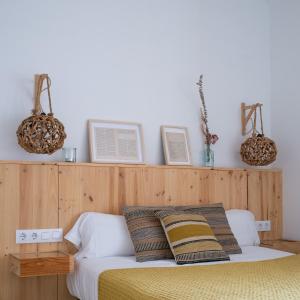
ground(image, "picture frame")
xmin=161 ymin=125 xmax=192 ymax=165
xmin=88 ymin=119 xmax=145 ymax=164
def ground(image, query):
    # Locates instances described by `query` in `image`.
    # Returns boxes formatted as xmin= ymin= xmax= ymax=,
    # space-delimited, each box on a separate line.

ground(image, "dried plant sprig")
xmin=196 ymin=75 xmax=219 ymax=146
xmin=197 ymin=75 xmax=208 ymax=123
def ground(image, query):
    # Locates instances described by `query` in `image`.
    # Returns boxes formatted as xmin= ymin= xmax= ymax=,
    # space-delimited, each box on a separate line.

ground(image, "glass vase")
xmin=202 ymin=144 xmax=214 ymax=167
xmin=62 ymin=147 xmax=77 ymax=162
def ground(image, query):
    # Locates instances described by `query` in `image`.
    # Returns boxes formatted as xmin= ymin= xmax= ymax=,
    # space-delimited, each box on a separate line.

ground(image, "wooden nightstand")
xmin=261 ymin=240 xmax=300 ymax=254
xmin=9 ymin=251 xmax=74 ymax=277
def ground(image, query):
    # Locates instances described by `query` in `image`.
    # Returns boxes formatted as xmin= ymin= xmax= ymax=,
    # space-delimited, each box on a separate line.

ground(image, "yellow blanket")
xmin=99 ymin=255 xmax=300 ymax=300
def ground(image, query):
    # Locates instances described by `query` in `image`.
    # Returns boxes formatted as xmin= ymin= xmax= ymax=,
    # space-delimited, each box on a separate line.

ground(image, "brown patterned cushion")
xmin=123 ymin=206 xmax=175 ymax=262
xmin=174 ymin=203 xmax=242 ymax=255
xmin=155 ymin=210 xmax=230 ymax=264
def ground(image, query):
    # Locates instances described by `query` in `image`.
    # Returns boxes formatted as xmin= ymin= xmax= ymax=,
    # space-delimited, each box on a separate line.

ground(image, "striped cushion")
xmin=123 ymin=206 xmax=175 ymax=262
xmin=155 ymin=210 xmax=230 ymax=264
xmin=175 ymin=203 xmax=242 ymax=255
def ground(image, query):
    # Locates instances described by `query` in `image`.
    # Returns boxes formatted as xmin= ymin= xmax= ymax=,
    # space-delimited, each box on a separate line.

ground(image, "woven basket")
xmin=16 ymin=74 xmax=66 ymax=154
xmin=240 ymin=134 xmax=277 ymax=166
xmin=240 ymin=103 xmax=277 ymax=166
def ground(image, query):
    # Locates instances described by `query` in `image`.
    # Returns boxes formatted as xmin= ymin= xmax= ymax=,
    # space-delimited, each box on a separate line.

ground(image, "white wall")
xmin=270 ymin=0 xmax=300 ymax=240
xmin=0 ymin=0 xmax=271 ymax=166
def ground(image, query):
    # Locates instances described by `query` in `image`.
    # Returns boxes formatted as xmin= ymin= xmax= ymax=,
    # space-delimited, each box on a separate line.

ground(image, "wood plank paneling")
xmin=58 ymin=166 xmax=249 ymax=247
xmin=0 ymin=164 xmax=58 ymax=300
xmin=0 ymin=162 xmax=282 ymax=300
xmin=117 ymin=167 xmax=210 ymax=207
xmin=58 ymin=165 xmax=118 ymax=236
xmin=248 ymin=170 xmax=282 ymax=241
xmin=58 ymin=165 xmax=118 ymax=300
xmin=118 ymin=167 xmax=210 ymax=208
xmin=208 ymin=170 xmax=248 ymax=209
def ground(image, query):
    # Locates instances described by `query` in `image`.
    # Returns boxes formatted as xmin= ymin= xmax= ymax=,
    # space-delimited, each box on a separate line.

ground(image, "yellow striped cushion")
xmin=155 ymin=211 xmax=229 ymax=264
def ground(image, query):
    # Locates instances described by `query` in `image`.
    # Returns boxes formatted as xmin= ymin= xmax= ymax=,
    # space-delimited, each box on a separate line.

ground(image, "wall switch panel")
xmin=16 ymin=228 xmax=63 ymax=244
xmin=256 ymin=220 xmax=271 ymax=232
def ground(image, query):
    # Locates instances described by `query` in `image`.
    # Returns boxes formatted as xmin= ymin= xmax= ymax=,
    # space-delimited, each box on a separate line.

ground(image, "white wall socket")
xmin=256 ymin=220 xmax=271 ymax=232
xmin=16 ymin=228 xmax=63 ymax=244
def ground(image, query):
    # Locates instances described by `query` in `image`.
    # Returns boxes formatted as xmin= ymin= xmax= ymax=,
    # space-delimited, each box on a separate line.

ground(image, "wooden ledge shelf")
xmin=261 ymin=240 xmax=300 ymax=254
xmin=9 ymin=251 xmax=74 ymax=277
xmin=0 ymin=160 xmax=281 ymax=173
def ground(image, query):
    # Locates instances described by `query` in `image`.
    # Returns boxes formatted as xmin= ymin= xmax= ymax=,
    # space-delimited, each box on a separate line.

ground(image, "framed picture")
xmin=161 ymin=126 xmax=192 ymax=165
xmin=88 ymin=119 xmax=145 ymax=164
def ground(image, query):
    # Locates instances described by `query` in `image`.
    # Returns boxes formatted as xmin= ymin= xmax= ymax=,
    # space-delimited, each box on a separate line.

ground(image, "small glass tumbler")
xmin=63 ymin=147 xmax=77 ymax=163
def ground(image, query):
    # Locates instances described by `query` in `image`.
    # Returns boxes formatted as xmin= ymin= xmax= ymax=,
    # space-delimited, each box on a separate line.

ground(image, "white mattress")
xmin=67 ymin=246 xmax=292 ymax=300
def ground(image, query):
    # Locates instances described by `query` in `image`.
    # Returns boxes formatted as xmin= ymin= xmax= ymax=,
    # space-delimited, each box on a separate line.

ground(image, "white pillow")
xmin=64 ymin=212 xmax=135 ymax=259
xmin=225 ymin=209 xmax=260 ymax=247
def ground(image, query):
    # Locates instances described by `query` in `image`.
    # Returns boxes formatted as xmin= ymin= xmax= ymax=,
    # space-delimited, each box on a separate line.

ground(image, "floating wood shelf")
xmin=9 ymin=251 xmax=74 ymax=277
xmin=261 ymin=240 xmax=300 ymax=254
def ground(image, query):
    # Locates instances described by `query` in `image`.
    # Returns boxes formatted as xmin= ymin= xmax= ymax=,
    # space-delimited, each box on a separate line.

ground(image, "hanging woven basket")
xmin=16 ymin=74 xmax=66 ymax=154
xmin=240 ymin=134 xmax=277 ymax=166
xmin=240 ymin=104 xmax=277 ymax=166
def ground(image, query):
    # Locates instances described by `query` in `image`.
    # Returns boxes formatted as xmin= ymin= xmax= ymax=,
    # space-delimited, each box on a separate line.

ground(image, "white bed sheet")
xmin=67 ymin=246 xmax=292 ymax=300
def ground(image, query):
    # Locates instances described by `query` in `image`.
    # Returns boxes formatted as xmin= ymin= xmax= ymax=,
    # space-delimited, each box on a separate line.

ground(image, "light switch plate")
xmin=16 ymin=228 xmax=63 ymax=244
xmin=256 ymin=220 xmax=271 ymax=232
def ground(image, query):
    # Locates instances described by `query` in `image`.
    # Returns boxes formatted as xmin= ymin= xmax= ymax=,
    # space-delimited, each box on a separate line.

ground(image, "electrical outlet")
xmin=256 ymin=220 xmax=271 ymax=232
xmin=16 ymin=228 xmax=63 ymax=244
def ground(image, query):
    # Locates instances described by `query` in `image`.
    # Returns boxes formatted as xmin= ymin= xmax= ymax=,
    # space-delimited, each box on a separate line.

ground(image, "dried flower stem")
xmin=197 ymin=75 xmax=210 ymax=144
xmin=196 ymin=75 xmax=219 ymax=151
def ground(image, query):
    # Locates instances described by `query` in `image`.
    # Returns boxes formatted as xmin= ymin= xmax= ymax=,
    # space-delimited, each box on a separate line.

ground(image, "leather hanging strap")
xmin=33 ymin=74 xmax=53 ymax=116
xmin=251 ymin=103 xmax=265 ymax=137
xmin=252 ymin=107 xmax=257 ymax=137
xmin=259 ymin=104 xmax=264 ymax=135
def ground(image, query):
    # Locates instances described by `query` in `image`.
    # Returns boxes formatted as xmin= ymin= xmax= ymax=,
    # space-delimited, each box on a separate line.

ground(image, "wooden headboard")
xmin=0 ymin=161 xmax=282 ymax=300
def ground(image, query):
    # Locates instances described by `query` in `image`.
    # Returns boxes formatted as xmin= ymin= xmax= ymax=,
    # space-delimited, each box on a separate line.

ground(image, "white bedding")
xmin=67 ymin=246 xmax=292 ymax=300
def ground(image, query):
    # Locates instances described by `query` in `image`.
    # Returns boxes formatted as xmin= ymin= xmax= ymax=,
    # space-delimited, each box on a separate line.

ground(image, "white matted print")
xmin=161 ymin=126 xmax=192 ymax=165
xmin=88 ymin=120 xmax=145 ymax=164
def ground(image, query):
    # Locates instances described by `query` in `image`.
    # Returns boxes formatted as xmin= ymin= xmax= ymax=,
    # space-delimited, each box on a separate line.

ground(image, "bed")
xmin=67 ymin=246 xmax=293 ymax=300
